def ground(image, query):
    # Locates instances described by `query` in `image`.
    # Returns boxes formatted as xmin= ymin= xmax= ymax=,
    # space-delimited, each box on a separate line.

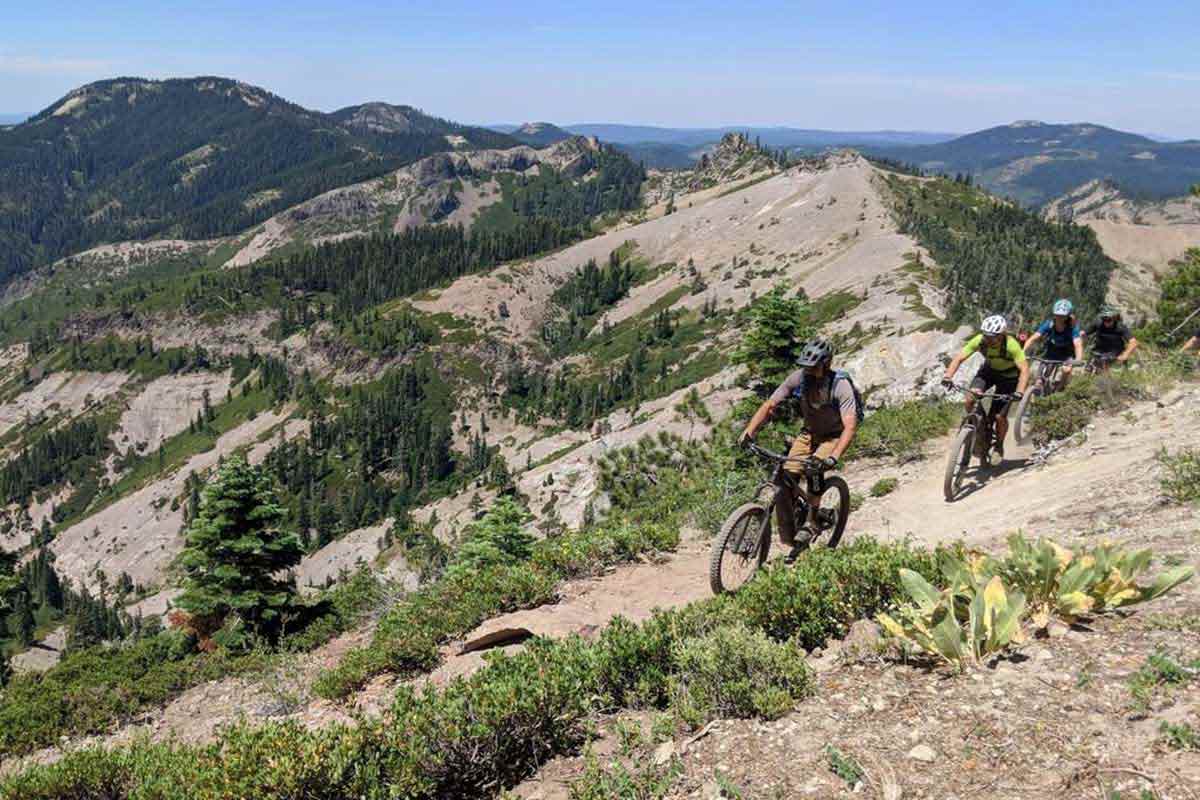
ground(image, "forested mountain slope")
xmin=870 ymin=121 xmax=1200 ymax=206
xmin=0 ymin=76 xmax=515 ymax=287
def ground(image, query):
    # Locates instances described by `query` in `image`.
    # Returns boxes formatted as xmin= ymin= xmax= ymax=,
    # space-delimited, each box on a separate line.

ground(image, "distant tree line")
xmin=887 ymin=175 xmax=1116 ymax=322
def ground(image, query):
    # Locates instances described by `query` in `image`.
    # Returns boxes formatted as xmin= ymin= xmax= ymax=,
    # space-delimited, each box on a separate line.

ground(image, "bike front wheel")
xmin=943 ymin=427 xmax=973 ymax=502
xmin=1013 ymin=388 xmax=1038 ymax=445
xmin=808 ymin=476 xmax=850 ymax=549
xmin=709 ymin=502 xmax=770 ymax=595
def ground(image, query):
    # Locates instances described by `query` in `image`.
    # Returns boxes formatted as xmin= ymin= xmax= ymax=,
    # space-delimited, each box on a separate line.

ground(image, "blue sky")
xmin=2 ymin=0 xmax=1198 ymax=136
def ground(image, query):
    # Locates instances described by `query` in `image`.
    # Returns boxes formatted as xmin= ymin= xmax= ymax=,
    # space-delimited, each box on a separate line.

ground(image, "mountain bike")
xmin=1013 ymin=357 xmax=1079 ymax=444
xmin=1086 ymin=351 xmax=1119 ymax=374
xmin=943 ymin=387 xmax=1016 ymax=502
xmin=709 ymin=441 xmax=850 ymax=595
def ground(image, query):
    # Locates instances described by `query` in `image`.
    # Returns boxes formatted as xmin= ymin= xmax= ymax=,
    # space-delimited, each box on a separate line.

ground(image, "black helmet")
xmin=797 ymin=338 xmax=834 ymax=367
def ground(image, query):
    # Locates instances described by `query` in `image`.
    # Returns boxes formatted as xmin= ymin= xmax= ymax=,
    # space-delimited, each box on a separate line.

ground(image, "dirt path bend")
xmin=856 ymin=386 xmax=1200 ymax=547
xmin=420 ymin=541 xmax=714 ymax=688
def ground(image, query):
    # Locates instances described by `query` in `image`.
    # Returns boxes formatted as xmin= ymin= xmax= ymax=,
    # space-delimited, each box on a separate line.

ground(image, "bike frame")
xmin=953 ymin=388 xmax=1015 ymax=451
xmin=747 ymin=442 xmax=829 ymax=528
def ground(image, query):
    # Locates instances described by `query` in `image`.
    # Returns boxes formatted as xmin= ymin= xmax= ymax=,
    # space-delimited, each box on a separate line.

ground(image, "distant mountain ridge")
xmin=868 ymin=121 xmax=1200 ymax=206
xmin=489 ymin=122 xmax=957 ymax=168
xmin=0 ymin=76 xmax=516 ymax=287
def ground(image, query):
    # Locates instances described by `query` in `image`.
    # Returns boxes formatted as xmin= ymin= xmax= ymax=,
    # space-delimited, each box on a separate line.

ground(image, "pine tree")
xmin=14 ymin=592 xmax=35 ymax=646
xmin=732 ymin=284 xmax=816 ymax=391
xmin=176 ymin=456 xmax=303 ymax=637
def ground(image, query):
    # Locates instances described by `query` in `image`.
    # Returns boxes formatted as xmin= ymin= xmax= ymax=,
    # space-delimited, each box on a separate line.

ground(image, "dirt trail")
xmin=422 ymin=541 xmax=715 ymax=688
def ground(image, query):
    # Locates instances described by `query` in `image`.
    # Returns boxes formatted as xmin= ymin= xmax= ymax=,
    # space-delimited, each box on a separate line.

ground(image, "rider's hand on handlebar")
xmin=941 ymin=378 xmax=955 ymax=390
xmin=1011 ymin=391 xmax=1023 ymax=402
xmin=738 ymin=429 xmax=756 ymax=448
xmin=822 ymin=456 xmax=838 ymax=470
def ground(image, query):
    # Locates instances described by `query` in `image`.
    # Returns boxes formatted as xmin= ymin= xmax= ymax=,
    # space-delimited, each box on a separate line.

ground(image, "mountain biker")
xmin=1022 ymin=298 xmax=1083 ymax=390
xmin=739 ymin=339 xmax=859 ymax=561
xmin=1084 ymin=305 xmax=1138 ymax=368
xmin=941 ymin=315 xmax=1030 ymax=460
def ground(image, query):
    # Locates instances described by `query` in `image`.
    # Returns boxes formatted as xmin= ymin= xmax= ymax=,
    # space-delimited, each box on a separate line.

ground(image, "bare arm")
xmin=1073 ymin=335 xmax=1083 ymax=362
xmin=1023 ymin=332 xmax=1042 ymax=354
xmin=1182 ymin=336 xmax=1200 ymax=354
xmin=943 ymin=353 xmax=966 ymax=381
xmin=830 ymin=413 xmax=857 ymax=461
xmin=1016 ymin=359 xmax=1030 ymax=395
xmin=741 ymin=398 xmax=777 ymax=440
xmin=1118 ymin=337 xmax=1139 ymax=361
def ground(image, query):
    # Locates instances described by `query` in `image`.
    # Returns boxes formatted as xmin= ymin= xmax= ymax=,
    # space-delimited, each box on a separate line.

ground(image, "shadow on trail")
xmin=948 ymin=455 xmax=1033 ymax=502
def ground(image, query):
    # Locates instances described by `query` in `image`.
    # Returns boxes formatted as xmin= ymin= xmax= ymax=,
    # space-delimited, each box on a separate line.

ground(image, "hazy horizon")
xmin=3 ymin=1 xmax=1198 ymax=139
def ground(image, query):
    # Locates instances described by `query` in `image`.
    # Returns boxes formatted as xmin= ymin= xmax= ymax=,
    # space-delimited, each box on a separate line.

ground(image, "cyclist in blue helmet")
xmin=1023 ymin=298 xmax=1083 ymax=390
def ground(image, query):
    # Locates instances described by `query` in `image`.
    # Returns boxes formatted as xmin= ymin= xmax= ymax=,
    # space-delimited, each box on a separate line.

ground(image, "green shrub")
xmin=869 ymin=477 xmax=899 ymax=497
xmin=445 ymin=496 xmax=534 ymax=579
xmin=847 ymin=400 xmax=959 ymax=462
xmin=314 ymin=519 xmax=678 ymax=700
xmin=735 ymin=537 xmax=940 ymax=649
xmin=2 ymin=536 xmax=934 ymax=800
xmin=566 ymin=755 xmax=680 ymax=800
xmin=1160 ymin=448 xmax=1200 ymax=504
xmin=1129 ymin=650 xmax=1200 ymax=713
xmin=1160 ymin=720 xmax=1200 ymax=751
xmin=1029 ymin=357 xmax=1186 ymax=446
xmin=669 ymin=623 xmax=812 ymax=725
xmin=0 ymin=570 xmax=384 ymax=757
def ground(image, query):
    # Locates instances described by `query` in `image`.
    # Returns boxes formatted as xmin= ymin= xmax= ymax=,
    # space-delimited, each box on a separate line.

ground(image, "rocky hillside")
xmin=1045 ymin=180 xmax=1200 ymax=315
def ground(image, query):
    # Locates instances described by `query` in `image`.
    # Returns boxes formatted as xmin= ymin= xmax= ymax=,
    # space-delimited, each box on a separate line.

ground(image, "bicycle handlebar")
xmin=743 ymin=441 xmax=832 ymax=470
xmin=1028 ymin=357 xmax=1084 ymax=366
xmin=942 ymin=385 xmax=1018 ymax=401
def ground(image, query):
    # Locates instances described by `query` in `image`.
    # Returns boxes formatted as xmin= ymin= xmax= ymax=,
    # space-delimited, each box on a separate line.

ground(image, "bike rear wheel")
xmin=943 ymin=427 xmax=973 ymax=502
xmin=709 ymin=502 xmax=770 ymax=595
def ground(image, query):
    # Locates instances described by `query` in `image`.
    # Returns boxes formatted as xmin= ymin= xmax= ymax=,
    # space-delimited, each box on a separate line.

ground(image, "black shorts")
xmin=1042 ymin=346 xmax=1073 ymax=363
xmin=970 ymin=368 xmax=1018 ymax=415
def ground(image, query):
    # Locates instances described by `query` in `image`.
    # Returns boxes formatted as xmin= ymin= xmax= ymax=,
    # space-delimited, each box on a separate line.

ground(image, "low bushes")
xmin=0 ymin=568 xmax=385 ymax=757
xmin=2 ymin=538 xmax=929 ymax=800
xmin=846 ymin=400 xmax=960 ymax=462
xmin=1160 ymin=447 xmax=1200 ymax=504
xmin=1029 ymin=356 xmax=1188 ymax=446
xmin=314 ymin=520 xmax=680 ymax=700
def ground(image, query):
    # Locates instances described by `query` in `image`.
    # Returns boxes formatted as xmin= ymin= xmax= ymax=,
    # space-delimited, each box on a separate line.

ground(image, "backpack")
xmin=790 ymin=370 xmax=866 ymax=425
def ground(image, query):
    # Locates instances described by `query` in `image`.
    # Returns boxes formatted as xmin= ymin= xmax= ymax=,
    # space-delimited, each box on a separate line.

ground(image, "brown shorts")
xmin=784 ymin=430 xmax=839 ymax=475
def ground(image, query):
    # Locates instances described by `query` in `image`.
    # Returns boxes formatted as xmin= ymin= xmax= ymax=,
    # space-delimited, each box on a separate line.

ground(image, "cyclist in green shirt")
xmin=941 ymin=315 xmax=1030 ymax=459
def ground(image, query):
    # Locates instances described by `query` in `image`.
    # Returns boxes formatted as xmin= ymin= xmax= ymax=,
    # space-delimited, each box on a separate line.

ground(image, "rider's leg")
xmin=991 ymin=374 xmax=1018 ymax=454
xmin=776 ymin=432 xmax=812 ymax=545
xmin=806 ymin=436 xmax=839 ymax=527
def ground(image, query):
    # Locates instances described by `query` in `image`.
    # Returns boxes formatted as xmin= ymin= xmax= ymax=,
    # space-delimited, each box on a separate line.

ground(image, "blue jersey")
xmin=1036 ymin=319 xmax=1080 ymax=355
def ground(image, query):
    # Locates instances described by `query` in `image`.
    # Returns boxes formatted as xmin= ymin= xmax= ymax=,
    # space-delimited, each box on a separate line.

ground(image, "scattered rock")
xmin=908 ymin=743 xmax=937 ymax=763
xmin=653 ymin=741 xmax=676 ymax=766
xmin=840 ymin=619 xmax=884 ymax=662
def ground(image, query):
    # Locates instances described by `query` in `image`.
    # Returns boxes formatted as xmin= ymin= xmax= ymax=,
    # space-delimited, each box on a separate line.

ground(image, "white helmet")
xmin=981 ymin=315 xmax=1008 ymax=335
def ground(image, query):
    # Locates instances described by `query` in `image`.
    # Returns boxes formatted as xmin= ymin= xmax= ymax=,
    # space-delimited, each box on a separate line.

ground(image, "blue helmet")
xmin=1052 ymin=299 xmax=1073 ymax=316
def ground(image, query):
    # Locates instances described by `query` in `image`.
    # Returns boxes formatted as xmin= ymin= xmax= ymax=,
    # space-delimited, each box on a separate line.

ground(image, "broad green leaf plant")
xmin=879 ymin=534 xmax=1192 ymax=669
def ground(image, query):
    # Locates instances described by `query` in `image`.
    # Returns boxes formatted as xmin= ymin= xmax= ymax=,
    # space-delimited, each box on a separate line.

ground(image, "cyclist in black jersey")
xmin=1084 ymin=305 xmax=1137 ymax=368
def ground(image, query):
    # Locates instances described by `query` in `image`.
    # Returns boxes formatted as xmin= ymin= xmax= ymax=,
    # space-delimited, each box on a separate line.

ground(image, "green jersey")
xmin=961 ymin=333 xmax=1026 ymax=376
